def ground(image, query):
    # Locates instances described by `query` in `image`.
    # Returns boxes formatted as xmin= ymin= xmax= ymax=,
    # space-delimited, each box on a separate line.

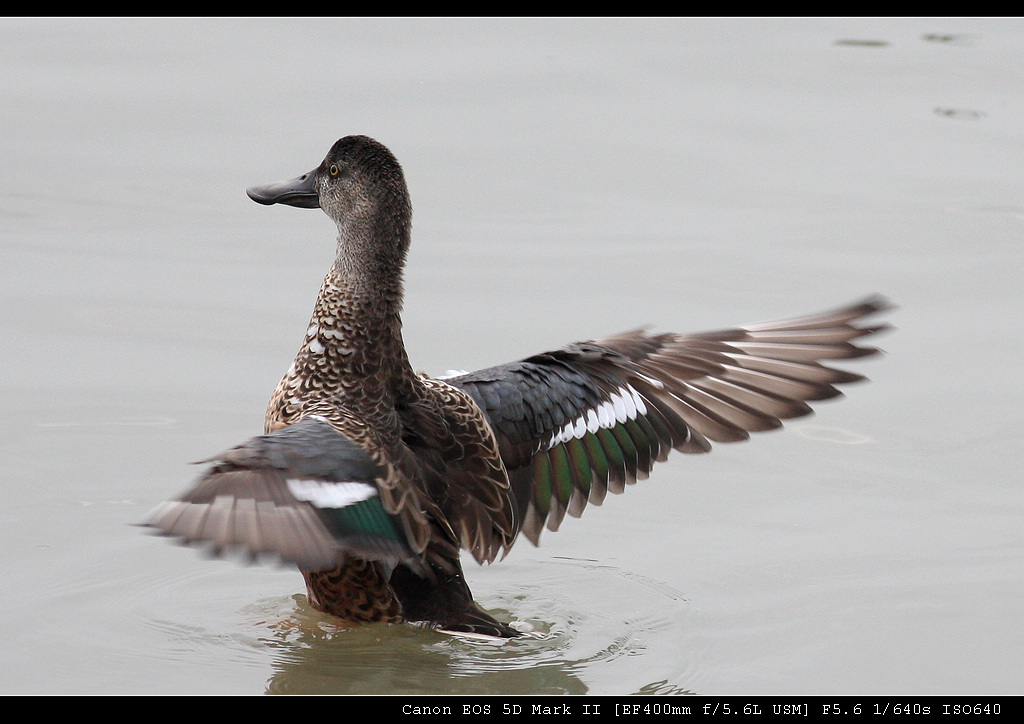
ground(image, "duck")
xmin=144 ymin=135 xmax=891 ymax=638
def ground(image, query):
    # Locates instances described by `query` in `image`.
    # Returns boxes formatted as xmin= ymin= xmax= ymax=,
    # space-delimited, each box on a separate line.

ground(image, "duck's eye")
xmin=328 ymin=164 xmax=340 ymax=177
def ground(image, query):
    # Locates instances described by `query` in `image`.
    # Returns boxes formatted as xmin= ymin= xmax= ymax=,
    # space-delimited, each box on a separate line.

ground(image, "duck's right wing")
xmin=142 ymin=416 xmax=423 ymax=572
xmin=446 ymin=296 xmax=892 ymax=546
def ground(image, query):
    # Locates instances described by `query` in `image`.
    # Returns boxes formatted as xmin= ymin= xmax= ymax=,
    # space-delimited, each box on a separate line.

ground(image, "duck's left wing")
xmin=446 ymin=296 xmax=892 ymax=546
xmin=143 ymin=416 xmax=421 ymax=572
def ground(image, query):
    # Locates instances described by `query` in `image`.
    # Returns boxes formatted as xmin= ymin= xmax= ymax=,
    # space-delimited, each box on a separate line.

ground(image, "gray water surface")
xmin=1 ymin=18 xmax=1021 ymax=695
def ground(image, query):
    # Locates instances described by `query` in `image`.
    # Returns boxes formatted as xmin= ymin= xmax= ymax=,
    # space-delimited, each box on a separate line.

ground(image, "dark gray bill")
xmin=246 ymin=168 xmax=320 ymax=208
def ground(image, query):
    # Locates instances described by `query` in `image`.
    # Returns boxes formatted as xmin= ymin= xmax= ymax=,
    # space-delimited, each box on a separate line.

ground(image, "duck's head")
xmin=246 ymin=135 xmax=411 ymax=237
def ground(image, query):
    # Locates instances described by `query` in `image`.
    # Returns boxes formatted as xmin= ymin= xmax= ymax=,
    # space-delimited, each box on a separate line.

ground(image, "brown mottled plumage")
xmin=144 ymin=135 xmax=891 ymax=638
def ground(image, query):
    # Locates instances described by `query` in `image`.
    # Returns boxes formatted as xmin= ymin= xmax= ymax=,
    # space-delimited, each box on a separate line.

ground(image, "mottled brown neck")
xmin=306 ymin=260 xmax=412 ymax=395
xmin=266 ymin=215 xmax=417 ymax=432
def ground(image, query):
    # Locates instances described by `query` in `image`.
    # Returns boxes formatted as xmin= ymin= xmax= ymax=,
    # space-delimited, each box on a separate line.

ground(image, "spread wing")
xmin=446 ymin=296 xmax=893 ymax=545
xmin=143 ymin=416 xmax=423 ymax=572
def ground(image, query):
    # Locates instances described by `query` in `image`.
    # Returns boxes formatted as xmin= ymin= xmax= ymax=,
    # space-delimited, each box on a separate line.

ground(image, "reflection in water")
xmin=220 ymin=558 xmax=696 ymax=694
xmin=259 ymin=610 xmax=587 ymax=695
